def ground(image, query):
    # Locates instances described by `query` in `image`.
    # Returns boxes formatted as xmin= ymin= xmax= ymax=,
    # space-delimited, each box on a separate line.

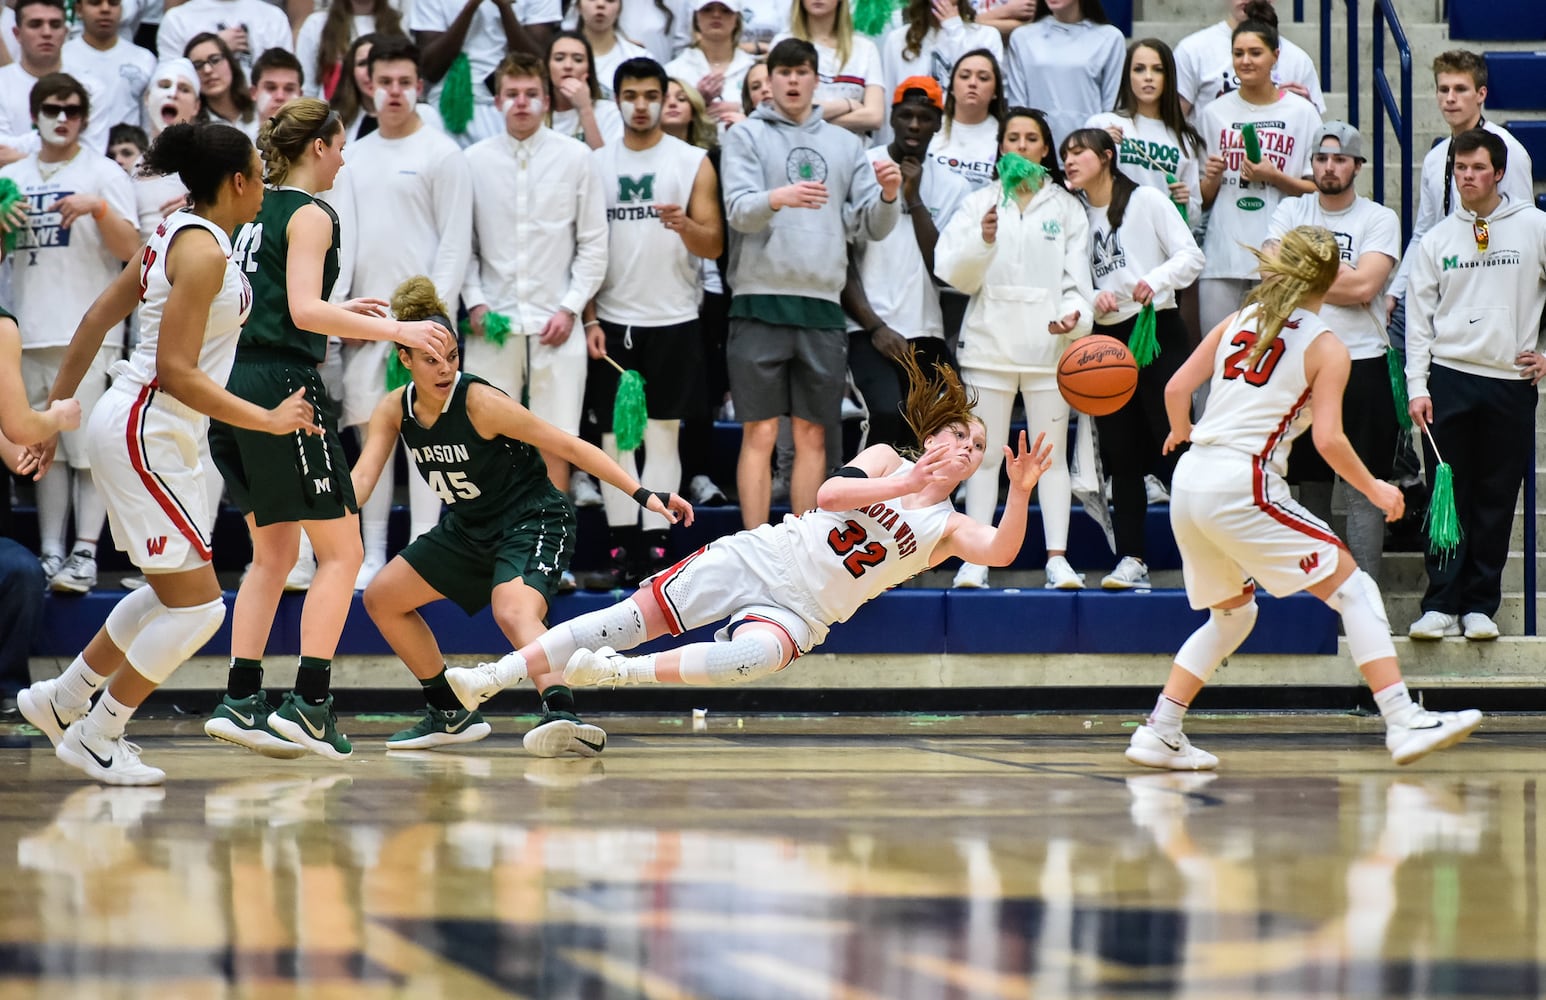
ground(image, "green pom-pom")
xmin=1130 ymin=304 xmax=1161 ymax=368
xmin=385 ymin=347 xmax=410 ymax=391
xmin=996 ymin=153 xmax=1045 ymax=205
xmin=0 ymin=178 xmax=23 ymax=255
xmin=440 ymin=53 xmax=475 ymax=135
xmin=483 ymin=311 xmax=511 ymax=347
xmin=850 ymin=0 xmax=896 ymax=35
xmin=1386 ymin=346 xmax=1412 ymax=431
xmin=1241 ymin=122 xmax=1262 ymax=163
xmin=1424 ymin=460 xmax=1462 ymax=562
xmin=1164 ymin=171 xmax=1188 ymax=224
xmin=613 ymin=369 xmax=648 ymax=451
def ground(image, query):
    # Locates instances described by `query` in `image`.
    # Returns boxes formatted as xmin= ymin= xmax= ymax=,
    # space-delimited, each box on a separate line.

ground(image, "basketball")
xmin=1057 ymin=336 xmax=1138 ymax=416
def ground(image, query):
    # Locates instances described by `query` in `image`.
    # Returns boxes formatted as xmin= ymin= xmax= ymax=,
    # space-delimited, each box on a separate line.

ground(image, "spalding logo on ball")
xmin=1057 ymin=335 xmax=1138 ymax=417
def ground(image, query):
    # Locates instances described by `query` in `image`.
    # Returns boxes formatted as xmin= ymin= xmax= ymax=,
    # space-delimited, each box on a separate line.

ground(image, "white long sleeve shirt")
xmin=462 ymin=126 xmax=608 ymax=331
xmin=1389 ymin=119 xmax=1535 ymax=300
xmin=1087 ymin=185 xmax=1204 ymax=325
xmin=934 ymin=180 xmax=1094 ymax=375
xmin=157 ymin=0 xmax=293 ymax=74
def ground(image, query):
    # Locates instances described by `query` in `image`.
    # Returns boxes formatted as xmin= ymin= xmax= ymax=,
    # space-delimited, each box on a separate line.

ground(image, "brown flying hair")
xmin=898 ymin=349 xmax=982 ymax=451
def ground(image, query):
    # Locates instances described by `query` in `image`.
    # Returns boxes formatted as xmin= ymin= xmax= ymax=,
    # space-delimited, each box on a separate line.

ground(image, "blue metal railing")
xmin=1317 ymin=0 xmax=1360 ymax=125
xmin=1371 ymin=0 xmax=1415 ymax=246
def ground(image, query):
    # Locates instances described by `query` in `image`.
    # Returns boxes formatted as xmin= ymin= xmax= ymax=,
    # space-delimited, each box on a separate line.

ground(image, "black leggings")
xmin=1094 ymin=308 xmax=1190 ymax=559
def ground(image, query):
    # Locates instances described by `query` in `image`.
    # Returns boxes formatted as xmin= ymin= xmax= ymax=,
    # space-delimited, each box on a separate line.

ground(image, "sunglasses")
xmin=1474 ymin=217 xmax=1489 ymax=253
xmin=38 ymin=102 xmax=84 ymax=120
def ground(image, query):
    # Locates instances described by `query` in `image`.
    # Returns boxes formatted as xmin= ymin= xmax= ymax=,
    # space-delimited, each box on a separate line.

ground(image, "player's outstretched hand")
xmin=907 ymin=442 xmax=958 ymax=488
xmin=1162 ymin=423 xmax=1191 ymax=455
xmin=1367 ymin=480 xmax=1405 ymax=522
xmin=1003 ymin=430 xmax=1052 ymax=493
xmin=342 ymin=297 xmax=390 ymax=317
xmin=647 ymin=492 xmax=695 ymax=527
xmin=267 ymin=387 xmax=319 ymax=437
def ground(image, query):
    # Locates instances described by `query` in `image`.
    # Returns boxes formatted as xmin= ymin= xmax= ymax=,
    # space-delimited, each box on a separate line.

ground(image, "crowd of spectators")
xmin=3 ymin=0 xmax=1546 ymax=708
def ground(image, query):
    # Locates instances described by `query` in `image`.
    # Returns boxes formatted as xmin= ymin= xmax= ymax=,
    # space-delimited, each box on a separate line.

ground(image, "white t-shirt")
xmin=593 ymin=133 xmax=707 ymax=326
xmin=2 ymin=150 xmax=136 ymax=348
xmin=879 ymin=16 xmax=1002 ymax=95
xmin=1003 ymin=16 xmax=1125 ymax=148
xmin=63 ymin=36 xmax=157 ymax=131
xmin=296 ymin=11 xmax=376 ymax=98
xmin=594 ymin=35 xmax=652 ymax=99
xmin=1085 ymin=111 xmax=1203 ymax=218
xmin=738 ymin=0 xmax=791 ymax=49
xmin=1199 ymin=89 xmax=1321 ymax=279
xmin=848 ymin=146 xmax=969 ymax=339
xmin=664 ymin=47 xmax=758 ymax=108
xmin=773 ymin=33 xmax=883 ymax=117
xmin=1267 ymin=194 xmax=1401 ymax=360
xmin=550 ymin=101 xmax=624 ymax=148
xmin=928 ymin=115 xmax=997 ymax=190
xmin=157 ymin=0 xmax=294 ymax=75
xmin=1175 ymin=20 xmax=1326 ymax=122
xmin=411 ymin=0 xmax=562 ymax=138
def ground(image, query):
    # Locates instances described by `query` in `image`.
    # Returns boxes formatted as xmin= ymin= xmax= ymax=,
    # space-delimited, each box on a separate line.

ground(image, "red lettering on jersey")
xmin=146 ymin=536 xmax=168 ymax=557
xmin=1221 ymin=330 xmax=1287 ymax=387
xmin=138 ymin=245 xmax=158 ymax=301
xmin=1299 ymin=552 xmax=1319 ymax=574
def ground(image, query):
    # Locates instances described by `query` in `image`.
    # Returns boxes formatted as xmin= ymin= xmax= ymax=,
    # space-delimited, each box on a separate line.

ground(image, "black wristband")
xmin=632 ymin=487 xmax=670 ymax=509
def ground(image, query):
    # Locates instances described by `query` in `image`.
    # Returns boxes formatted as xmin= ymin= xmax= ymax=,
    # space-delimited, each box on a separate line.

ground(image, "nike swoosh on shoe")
xmin=576 ymin=737 xmax=605 ymax=753
xmin=299 ymin=712 xmax=328 ymax=740
xmin=231 ymin=710 xmax=255 ymax=727
xmin=84 ymin=744 xmax=114 ymax=769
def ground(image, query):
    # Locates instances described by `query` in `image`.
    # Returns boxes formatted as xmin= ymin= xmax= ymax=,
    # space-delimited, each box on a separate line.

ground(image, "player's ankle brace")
xmin=125 ymin=598 xmax=226 ymax=684
xmin=1174 ymin=598 xmax=1258 ymax=681
xmin=677 ymin=630 xmax=787 ymax=686
xmin=537 ymin=599 xmax=649 ymax=669
xmin=1325 ymin=569 xmax=1396 ymax=666
xmin=104 ymin=585 xmax=168 ymax=650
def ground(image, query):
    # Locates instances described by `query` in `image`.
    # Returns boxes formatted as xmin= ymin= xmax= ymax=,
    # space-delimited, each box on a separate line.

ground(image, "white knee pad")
xmin=124 ymin=597 xmax=226 ymax=684
xmin=678 ymin=629 xmax=787 ymax=686
xmin=538 ymin=599 xmax=649 ymax=669
xmin=1326 ymin=569 xmax=1396 ymax=666
xmin=104 ymin=586 xmax=168 ymax=650
xmin=1174 ymin=599 xmax=1258 ymax=681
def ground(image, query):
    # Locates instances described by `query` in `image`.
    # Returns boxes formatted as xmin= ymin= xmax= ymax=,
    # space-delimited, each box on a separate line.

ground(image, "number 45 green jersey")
xmin=400 ymin=372 xmax=567 ymax=538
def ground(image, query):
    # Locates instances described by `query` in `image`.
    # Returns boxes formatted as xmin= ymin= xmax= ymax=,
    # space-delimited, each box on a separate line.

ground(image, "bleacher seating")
xmin=1103 ymin=0 xmax=1132 ymax=37
xmin=1481 ymin=53 xmax=1546 ymax=112
xmin=1449 ymin=1 xmax=1546 ymax=42
xmin=1505 ymin=121 xmax=1546 ymax=184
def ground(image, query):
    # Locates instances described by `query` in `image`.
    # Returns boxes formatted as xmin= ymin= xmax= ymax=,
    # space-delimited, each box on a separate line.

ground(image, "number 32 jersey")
xmin=1189 ymin=304 xmax=1333 ymax=480
xmin=782 ymin=462 xmax=957 ymax=626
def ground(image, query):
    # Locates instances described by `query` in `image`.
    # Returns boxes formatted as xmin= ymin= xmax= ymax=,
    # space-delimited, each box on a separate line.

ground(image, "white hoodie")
xmin=935 ymin=179 xmax=1093 ymax=375
xmin=1405 ymin=194 xmax=1546 ymax=398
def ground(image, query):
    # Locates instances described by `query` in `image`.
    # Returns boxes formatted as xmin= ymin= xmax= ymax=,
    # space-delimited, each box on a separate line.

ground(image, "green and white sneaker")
xmin=385 ymin=707 xmax=492 ymax=750
xmin=204 ymin=691 xmax=308 ymax=759
xmin=522 ymin=711 xmax=607 ymax=758
xmin=267 ymin=692 xmax=352 ymax=760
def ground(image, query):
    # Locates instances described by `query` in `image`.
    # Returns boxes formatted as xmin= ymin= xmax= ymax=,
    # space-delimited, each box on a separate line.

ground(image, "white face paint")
xmin=36 ymin=111 xmax=75 ymax=146
xmin=526 ymin=95 xmax=544 ymax=116
xmin=645 ymin=101 xmax=662 ymax=127
xmin=147 ymin=79 xmax=180 ymax=110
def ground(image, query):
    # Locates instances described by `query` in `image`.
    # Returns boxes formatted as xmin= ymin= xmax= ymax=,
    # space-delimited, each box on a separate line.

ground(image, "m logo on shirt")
xmin=1092 ymin=229 xmax=1125 ymax=279
xmin=618 ymin=173 xmax=656 ymax=203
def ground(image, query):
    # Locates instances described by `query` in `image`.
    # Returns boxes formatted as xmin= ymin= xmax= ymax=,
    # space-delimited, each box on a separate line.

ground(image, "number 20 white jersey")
xmin=1189 ymin=304 xmax=1333 ymax=480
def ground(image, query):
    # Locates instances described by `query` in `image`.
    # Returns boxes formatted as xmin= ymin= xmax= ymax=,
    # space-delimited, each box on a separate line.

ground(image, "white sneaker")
xmin=1145 ymin=475 xmax=1171 ymax=504
xmin=1125 ymin=725 xmax=1219 ymax=771
xmin=562 ymin=647 xmax=627 ymax=687
xmin=353 ymin=557 xmax=385 ymax=591
xmin=841 ymin=395 xmax=865 ymax=420
xmin=39 ymin=552 xmax=64 ymax=582
xmin=284 ymin=556 xmax=316 ymax=592
xmin=18 ymin=678 xmax=89 ymax=747
xmin=1408 ymin=610 xmax=1461 ymax=640
xmin=1044 ymin=555 xmax=1085 ymax=590
xmin=49 ymin=550 xmax=97 ymax=594
xmin=570 ymin=472 xmax=604 ymax=508
xmin=1461 ymin=612 xmax=1500 ymax=641
xmin=1101 ymin=556 xmax=1150 ymax=590
xmin=56 ymin=721 xmax=166 ymax=786
xmin=688 ymin=474 xmax=728 ymax=506
xmin=952 ymin=562 xmax=989 ymax=589
xmin=523 ymin=713 xmax=607 ymax=758
xmin=1386 ymin=708 xmax=1483 ymax=765
xmin=446 ymin=653 xmax=526 ymax=711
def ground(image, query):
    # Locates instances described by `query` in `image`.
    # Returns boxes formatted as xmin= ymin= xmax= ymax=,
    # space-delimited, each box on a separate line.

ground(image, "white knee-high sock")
xmin=72 ymin=469 xmax=107 ymax=554
xmin=640 ymin=419 xmax=681 ymax=532
xmin=600 ymin=432 xmax=640 ymax=529
xmin=37 ymin=464 xmax=70 ymax=558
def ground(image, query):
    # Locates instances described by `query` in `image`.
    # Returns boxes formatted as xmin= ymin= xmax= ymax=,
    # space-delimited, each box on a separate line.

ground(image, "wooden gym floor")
xmin=0 ymin=712 xmax=1537 ymax=999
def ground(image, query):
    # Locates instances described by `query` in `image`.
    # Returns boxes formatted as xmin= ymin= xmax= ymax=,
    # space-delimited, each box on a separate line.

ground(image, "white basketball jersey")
xmin=1189 ymin=304 xmax=1331 ymax=478
xmin=115 ymin=210 xmax=253 ymax=391
xmin=592 ymin=134 xmax=707 ymax=327
xmin=783 ymin=462 xmax=957 ymax=626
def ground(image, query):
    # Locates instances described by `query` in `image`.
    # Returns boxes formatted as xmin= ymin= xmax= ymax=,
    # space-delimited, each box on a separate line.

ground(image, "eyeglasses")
xmin=190 ymin=52 xmax=226 ymax=72
xmin=38 ymin=102 xmax=84 ymax=120
xmin=1474 ymin=217 xmax=1489 ymax=253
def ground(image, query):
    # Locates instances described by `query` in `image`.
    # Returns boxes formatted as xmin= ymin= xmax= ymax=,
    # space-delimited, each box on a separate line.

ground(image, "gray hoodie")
xmin=721 ymin=101 xmax=900 ymax=305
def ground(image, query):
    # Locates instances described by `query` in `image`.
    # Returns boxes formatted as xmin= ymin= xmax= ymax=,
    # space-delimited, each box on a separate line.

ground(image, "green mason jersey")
xmin=231 ymin=187 xmax=340 ymax=363
xmin=399 ymin=372 xmax=567 ymax=538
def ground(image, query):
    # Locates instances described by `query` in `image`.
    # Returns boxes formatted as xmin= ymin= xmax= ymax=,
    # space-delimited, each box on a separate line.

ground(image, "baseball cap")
xmin=1312 ymin=121 xmax=1365 ymax=161
xmin=691 ymin=0 xmax=735 ymax=11
xmin=892 ymin=75 xmax=944 ymax=110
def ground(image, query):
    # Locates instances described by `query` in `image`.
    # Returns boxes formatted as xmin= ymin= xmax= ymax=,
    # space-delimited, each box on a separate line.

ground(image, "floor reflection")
xmin=0 ymin=721 xmax=1533 ymax=998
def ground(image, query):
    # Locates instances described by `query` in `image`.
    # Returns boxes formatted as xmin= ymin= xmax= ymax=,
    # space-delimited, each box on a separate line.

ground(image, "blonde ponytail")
xmin=256 ymin=97 xmax=341 ymax=186
xmin=1241 ymin=225 xmax=1341 ymax=364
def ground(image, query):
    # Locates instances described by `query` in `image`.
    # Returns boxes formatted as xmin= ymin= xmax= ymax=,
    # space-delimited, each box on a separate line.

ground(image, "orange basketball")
xmin=1057 ymin=335 xmax=1138 ymax=417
